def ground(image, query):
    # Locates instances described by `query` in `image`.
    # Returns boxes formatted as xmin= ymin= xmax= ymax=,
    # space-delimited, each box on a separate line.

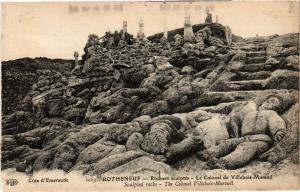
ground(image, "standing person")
xmin=205 ymin=9 xmax=213 ymax=24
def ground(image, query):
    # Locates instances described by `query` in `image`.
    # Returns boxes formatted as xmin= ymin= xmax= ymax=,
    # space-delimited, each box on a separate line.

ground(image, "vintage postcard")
xmin=1 ymin=0 xmax=299 ymax=191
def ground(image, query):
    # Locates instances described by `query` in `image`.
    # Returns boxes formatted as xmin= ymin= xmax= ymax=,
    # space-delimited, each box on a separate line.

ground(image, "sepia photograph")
xmin=1 ymin=0 xmax=299 ymax=191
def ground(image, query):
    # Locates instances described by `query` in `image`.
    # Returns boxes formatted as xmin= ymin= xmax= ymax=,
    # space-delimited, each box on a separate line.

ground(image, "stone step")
xmin=239 ymin=63 xmax=277 ymax=72
xmin=223 ymin=80 xmax=265 ymax=91
xmin=199 ymin=89 xmax=291 ymax=107
xmin=231 ymin=71 xmax=271 ymax=81
xmin=198 ymin=101 xmax=248 ymax=114
xmin=245 ymin=56 xmax=267 ymax=64
xmin=239 ymin=45 xmax=267 ymax=51
xmin=243 ymin=39 xmax=270 ymax=44
xmin=246 ymin=51 xmax=267 ymax=57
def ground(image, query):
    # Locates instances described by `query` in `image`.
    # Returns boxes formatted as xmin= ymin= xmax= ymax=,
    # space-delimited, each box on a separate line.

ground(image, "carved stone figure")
xmin=174 ymin=34 xmax=183 ymax=46
xmin=225 ymin=26 xmax=232 ymax=46
xmin=183 ymin=16 xmax=194 ymax=42
xmin=71 ymin=51 xmax=82 ymax=75
xmin=202 ymin=94 xmax=290 ymax=169
xmin=137 ymin=19 xmax=145 ymax=39
xmin=121 ymin=21 xmax=127 ymax=40
xmin=63 ymin=88 xmax=87 ymax=124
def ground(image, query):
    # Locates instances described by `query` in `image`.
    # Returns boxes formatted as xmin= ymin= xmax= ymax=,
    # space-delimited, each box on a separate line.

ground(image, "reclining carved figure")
xmin=197 ymin=93 xmax=292 ymax=169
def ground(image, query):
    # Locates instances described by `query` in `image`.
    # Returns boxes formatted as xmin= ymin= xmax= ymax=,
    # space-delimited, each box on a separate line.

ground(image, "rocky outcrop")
xmin=148 ymin=23 xmax=228 ymax=43
xmin=2 ymin=58 xmax=73 ymax=115
xmin=1 ymin=23 xmax=299 ymax=176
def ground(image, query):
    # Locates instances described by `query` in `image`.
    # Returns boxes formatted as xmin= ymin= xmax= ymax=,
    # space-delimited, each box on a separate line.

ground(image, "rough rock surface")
xmin=1 ymin=23 xmax=299 ymax=177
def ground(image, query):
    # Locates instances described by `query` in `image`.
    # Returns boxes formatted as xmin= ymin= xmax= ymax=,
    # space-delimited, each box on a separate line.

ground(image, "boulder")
xmin=140 ymin=100 xmax=170 ymax=117
xmin=173 ymin=109 xmax=212 ymax=132
xmin=286 ymin=55 xmax=299 ymax=71
xmin=266 ymin=33 xmax=299 ymax=57
xmin=193 ymin=117 xmax=229 ymax=149
xmin=93 ymin=150 xmax=144 ymax=175
xmin=108 ymin=122 xmax=142 ymax=144
xmin=76 ymin=140 xmax=117 ymax=164
xmin=141 ymin=122 xmax=172 ymax=155
xmin=126 ymin=132 xmax=144 ymax=151
xmin=181 ymin=65 xmax=197 ymax=75
xmin=33 ymin=150 xmax=55 ymax=171
xmin=166 ymin=137 xmax=203 ymax=164
xmin=47 ymin=99 xmax=66 ymax=117
xmin=230 ymin=50 xmax=246 ymax=62
xmin=103 ymin=156 xmax=172 ymax=176
xmin=1 ymin=135 xmax=17 ymax=151
xmin=263 ymin=70 xmax=299 ymax=90
xmin=260 ymin=103 xmax=299 ymax=163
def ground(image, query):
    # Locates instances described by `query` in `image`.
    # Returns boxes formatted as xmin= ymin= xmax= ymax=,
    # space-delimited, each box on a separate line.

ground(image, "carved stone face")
xmin=184 ymin=16 xmax=192 ymax=27
xmin=65 ymin=89 xmax=73 ymax=97
xmin=258 ymin=96 xmax=281 ymax=111
xmin=123 ymin=21 xmax=127 ymax=30
xmin=73 ymin=51 xmax=79 ymax=58
xmin=194 ymin=33 xmax=204 ymax=43
xmin=103 ymin=82 xmax=111 ymax=91
xmin=174 ymin=34 xmax=183 ymax=46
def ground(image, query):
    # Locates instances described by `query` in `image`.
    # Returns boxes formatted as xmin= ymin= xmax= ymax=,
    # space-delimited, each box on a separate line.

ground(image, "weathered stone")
xmin=140 ymin=100 xmax=170 ymax=117
xmin=230 ymin=50 xmax=246 ymax=62
xmin=260 ymin=103 xmax=299 ymax=163
xmin=193 ymin=117 xmax=229 ymax=149
xmin=1 ymin=135 xmax=17 ymax=151
xmin=141 ymin=122 xmax=172 ymax=155
xmin=263 ymin=70 xmax=299 ymax=90
xmin=166 ymin=137 xmax=203 ymax=164
xmin=204 ymin=46 xmax=217 ymax=53
xmin=103 ymin=156 xmax=172 ymax=176
xmin=183 ymin=16 xmax=195 ymax=42
xmin=47 ymin=99 xmax=66 ymax=117
xmin=125 ymin=132 xmax=144 ymax=151
xmin=181 ymin=65 xmax=197 ymax=75
xmin=93 ymin=150 xmax=144 ymax=175
xmin=33 ymin=150 xmax=54 ymax=171
xmin=267 ymin=33 xmax=299 ymax=57
xmin=76 ymin=140 xmax=116 ymax=164
xmin=286 ymin=55 xmax=299 ymax=71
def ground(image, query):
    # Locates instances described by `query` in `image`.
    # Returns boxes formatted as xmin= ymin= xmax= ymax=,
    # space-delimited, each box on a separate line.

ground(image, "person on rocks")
xmin=198 ymin=94 xmax=291 ymax=169
xmin=205 ymin=9 xmax=213 ymax=24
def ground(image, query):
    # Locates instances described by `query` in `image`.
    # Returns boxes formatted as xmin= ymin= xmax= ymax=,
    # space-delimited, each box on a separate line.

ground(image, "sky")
xmin=1 ymin=1 xmax=299 ymax=61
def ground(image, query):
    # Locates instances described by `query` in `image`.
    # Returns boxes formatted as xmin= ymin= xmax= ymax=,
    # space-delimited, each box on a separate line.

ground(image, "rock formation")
xmin=1 ymin=22 xmax=299 ymax=176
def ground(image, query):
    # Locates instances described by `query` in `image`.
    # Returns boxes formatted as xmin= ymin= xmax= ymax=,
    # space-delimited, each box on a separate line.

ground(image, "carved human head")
xmin=258 ymin=95 xmax=282 ymax=111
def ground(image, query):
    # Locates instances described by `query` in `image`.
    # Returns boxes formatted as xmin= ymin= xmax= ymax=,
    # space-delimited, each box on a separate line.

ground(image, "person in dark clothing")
xmin=205 ymin=9 xmax=213 ymax=24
